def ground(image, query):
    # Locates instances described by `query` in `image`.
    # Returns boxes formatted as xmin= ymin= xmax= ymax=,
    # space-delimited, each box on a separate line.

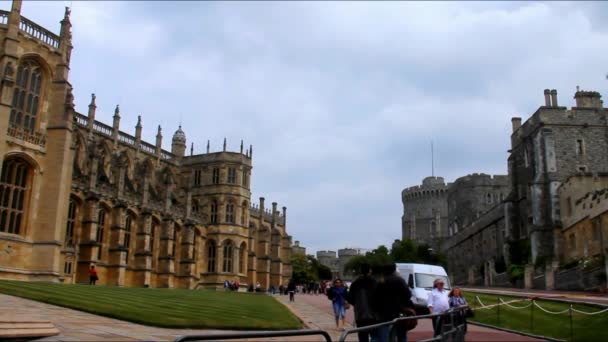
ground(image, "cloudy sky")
xmin=6 ymin=1 xmax=607 ymax=254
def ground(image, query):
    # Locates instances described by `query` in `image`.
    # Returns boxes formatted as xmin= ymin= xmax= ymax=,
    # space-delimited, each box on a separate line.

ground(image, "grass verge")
xmin=0 ymin=280 xmax=302 ymax=330
xmin=464 ymin=292 xmax=608 ymax=342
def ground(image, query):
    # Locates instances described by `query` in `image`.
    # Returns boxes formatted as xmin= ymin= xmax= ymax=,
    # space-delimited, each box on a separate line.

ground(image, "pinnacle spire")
xmin=114 ymin=104 xmax=120 ymax=117
xmin=136 ymin=115 xmax=142 ymax=127
xmin=223 ymin=137 xmax=227 ymax=151
xmin=89 ymin=93 xmax=96 ymax=107
xmin=207 ymin=140 xmax=210 ymax=153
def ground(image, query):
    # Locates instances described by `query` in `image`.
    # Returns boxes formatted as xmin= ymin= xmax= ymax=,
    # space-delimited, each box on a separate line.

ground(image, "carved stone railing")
xmin=0 ymin=10 xmax=8 ymax=25
xmin=161 ymin=150 xmax=174 ymax=160
xmin=118 ymin=131 xmax=135 ymax=146
xmin=140 ymin=141 xmax=156 ymax=154
xmin=19 ymin=15 xmax=60 ymax=49
xmin=7 ymin=125 xmax=46 ymax=147
xmin=74 ymin=113 xmax=88 ymax=126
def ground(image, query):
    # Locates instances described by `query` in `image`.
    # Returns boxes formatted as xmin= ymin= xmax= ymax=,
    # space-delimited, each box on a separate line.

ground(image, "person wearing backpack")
xmin=347 ymin=263 xmax=378 ymax=342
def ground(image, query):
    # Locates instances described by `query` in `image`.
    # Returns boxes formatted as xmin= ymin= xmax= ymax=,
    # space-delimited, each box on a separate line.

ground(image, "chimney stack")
xmin=511 ymin=117 xmax=522 ymax=133
xmin=544 ymin=89 xmax=551 ymax=107
xmin=550 ymin=89 xmax=558 ymax=107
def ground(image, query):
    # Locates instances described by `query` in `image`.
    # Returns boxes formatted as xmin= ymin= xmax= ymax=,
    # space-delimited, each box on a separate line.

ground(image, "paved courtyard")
xmin=0 ymin=292 xmax=541 ymax=341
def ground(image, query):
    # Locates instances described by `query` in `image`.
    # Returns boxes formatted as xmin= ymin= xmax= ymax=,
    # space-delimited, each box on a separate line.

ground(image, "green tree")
xmin=290 ymin=254 xmax=315 ymax=283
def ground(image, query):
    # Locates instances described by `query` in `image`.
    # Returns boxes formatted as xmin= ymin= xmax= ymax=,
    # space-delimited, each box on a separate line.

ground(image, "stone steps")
xmin=0 ymin=320 xmax=60 ymax=339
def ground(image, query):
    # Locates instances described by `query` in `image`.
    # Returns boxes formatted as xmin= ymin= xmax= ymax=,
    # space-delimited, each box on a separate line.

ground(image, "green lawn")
xmin=464 ymin=292 xmax=608 ymax=342
xmin=0 ymin=280 xmax=302 ymax=330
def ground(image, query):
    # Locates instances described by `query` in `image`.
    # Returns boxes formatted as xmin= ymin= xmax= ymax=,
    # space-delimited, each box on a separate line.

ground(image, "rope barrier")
xmin=499 ymin=298 xmax=533 ymax=310
xmin=571 ymin=307 xmax=608 ymax=315
xmin=532 ymin=301 xmax=570 ymax=315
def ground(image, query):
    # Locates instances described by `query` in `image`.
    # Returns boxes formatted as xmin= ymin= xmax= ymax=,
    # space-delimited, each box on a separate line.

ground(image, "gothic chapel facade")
xmin=0 ymin=1 xmax=293 ymax=289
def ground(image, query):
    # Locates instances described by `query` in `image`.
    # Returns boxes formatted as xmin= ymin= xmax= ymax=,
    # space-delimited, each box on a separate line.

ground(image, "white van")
xmin=395 ymin=263 xmax=451 ymax=306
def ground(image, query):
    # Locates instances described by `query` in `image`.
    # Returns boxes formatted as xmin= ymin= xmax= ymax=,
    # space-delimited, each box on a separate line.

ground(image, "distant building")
xmin=316 ymin=248 xmax=364 ymax=281
xmin=291 ymin=241 xmax=306 ymax=256
xmin=401 ymin=176 xmax=450 ymax=249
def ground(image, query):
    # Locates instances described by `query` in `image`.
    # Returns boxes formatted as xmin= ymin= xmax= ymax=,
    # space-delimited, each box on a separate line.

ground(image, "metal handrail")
xmin=174 ymin=329 xmax=332 ymax=342
xmin=339 ymin=306 xmax=468 ymax=342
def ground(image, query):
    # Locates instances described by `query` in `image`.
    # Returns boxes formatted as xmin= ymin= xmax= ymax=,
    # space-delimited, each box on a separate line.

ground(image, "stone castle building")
xmin=316 ymin=248 xmax=364 ymax=280
xmin=0 ymin=1 xmax=294 ymax=289
xmin=444 ymin=88 xmax=608 ymax=288
xmin=291 ymin=241 xmax=306 ymax=256
xmin=401 ymin=176 xmax=450 ymax=248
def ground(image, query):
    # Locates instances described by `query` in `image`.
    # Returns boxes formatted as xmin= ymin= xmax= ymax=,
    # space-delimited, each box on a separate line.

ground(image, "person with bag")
xmin=448 ymin=288 xmax=471 ymax=333
xmin=372 ymin=263 xmax=414 ymax=342
xmin=88 ymin=265 xmax=98 ymax=285
xmin=347 ymin=263 xmax=378 ymax=342
xmin=329 ymin=278 xmax=349 ymax=331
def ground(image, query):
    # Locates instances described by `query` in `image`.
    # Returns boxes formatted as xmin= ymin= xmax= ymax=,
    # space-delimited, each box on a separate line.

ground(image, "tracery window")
xmin=210 ymin=201 xmax=218 ymax=224
xmin=10 ymin=61 xmax=43 ymax=131
xmin=223 ymin=241 xmax=233 ymax=272
xmin=96 ymin=209 xmax=106 ymax=260
xmin=65 ymin=199 xmax=77 ymax=247
xmin=124 ymin=215 xmax=133 ymax=264
xmin=194 ymin=169 xmax=202 ymax=186
xmin=207 ymin=240 xmax=217 ymax=272
xmin=0 ymin=158 xmax=30 ymax=234
xmin=227 ymin=168 xmax=236 ymax=184
xmin=225 ymin=202 xmax=235 ymax=223
xmin=212 ymin=168 xmax=220 ymax=184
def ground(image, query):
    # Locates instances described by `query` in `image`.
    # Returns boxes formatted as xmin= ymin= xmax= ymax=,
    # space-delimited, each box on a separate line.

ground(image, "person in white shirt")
xmin=427 ymin=278 xmax=450 ymax=337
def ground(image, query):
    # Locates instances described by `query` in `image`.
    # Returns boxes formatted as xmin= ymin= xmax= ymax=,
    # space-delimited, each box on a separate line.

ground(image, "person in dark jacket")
xmin=372 ymin=263 xmax=414 ymax=342
xmin=347 ymin=263 xmax=378 ymax=342
xmin=287 ymin=279 xmax=296 ymax=302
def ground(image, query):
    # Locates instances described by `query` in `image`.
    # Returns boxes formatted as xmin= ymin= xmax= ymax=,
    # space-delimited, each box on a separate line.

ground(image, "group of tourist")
xmin=324 ymin=262 xmax=470 ymax=342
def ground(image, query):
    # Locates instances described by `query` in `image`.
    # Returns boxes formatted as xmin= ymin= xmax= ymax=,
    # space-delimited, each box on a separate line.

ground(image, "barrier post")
xmin=496 ymin=296 xmax=500 ymax=326
xmin=530 ymin=300 xmax=534 ymax=333
xmin=569 ymin=304 xmax=574 ymax=342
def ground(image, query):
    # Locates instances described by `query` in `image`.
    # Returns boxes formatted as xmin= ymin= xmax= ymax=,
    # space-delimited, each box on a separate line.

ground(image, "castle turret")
xmin=171 ymin=125 xmax=187 ymax=157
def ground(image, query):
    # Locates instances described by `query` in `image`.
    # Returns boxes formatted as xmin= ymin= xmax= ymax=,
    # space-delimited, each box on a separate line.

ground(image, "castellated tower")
xmin=401 ymin=177 xmax=449 ymax=248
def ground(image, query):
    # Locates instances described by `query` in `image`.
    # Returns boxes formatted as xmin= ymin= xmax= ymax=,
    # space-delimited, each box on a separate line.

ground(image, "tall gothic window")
xmin=0 ymin=158 xmax=30 ymax=234
xmin=96 ymin=209 xmax=106 ymax=260
xmin=223 ymin=241 xmax=233 ymax=272
xmin=65 ymin=199 xmax=77 ymax=247
xmin=194 ymin=169 xmax=202 ymax=186
xmin=212 ymin=168 xmax=220 ymax=184
xmin=227 ymin=168 xmax=236 ymax=184
xmin=124 ymin=215 xmax=133 ymax=264
xmin=207 ymin=240 xmax=217 ymax=272
xmin=151 ymin=221 xmax=159 ymax=270
xmin=210 ymin=201 xmax=218 ymax=224
xmin=242 ymin=171 xmax=248 ymax=187
xmin=241 ymin=202 xmax=247 ymax=225
xmin=10 ymin=61 xmax=43 ymax=131
xmin=225 ymin=202 xmax=235 ymax=223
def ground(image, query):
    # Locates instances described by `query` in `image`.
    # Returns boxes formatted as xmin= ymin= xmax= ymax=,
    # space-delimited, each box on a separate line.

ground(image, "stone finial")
xmin=190 ymin=142 xmax=194 ymax=156
xmin=89 ymin=93 xmax=96 ymax=107
xmin=114 ymin=104 xmax=120 ymax=117
xmin=206 ymin=140 xmax=210 ymax=153
xmin=156 ymin=125 xmax=162 ymax=138
xmin=136 ymin=115 xmax=142 ymax=128
xmin=249 ymin=145 xmax=253 ymax=158
xmin=240 ymin=140 xmax=244 ymax=154
xmin=223 ymin=137 xmax=227 ymax=152
xmin=135 ymin=115 xmax=142 ymax=141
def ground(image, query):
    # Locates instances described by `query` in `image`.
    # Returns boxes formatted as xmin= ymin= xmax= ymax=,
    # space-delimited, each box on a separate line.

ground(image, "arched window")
xmin=124 ymin=215 xmax=133 ymax=264
xmin=151 ymin=220 xmax=159 ymax=270
xmin=65 ymin=199 xmax=77 ymax=247
xmin=96 ymin=209 xmax=106 ymax=260
xmin=223 ymin=241 xmax=233 ymax=272
xmin=227 ymin=168 xmax=236 ymax=184
xmin=10 ymin=61 xmax=43 ymax=132
xmin=207 ymin=240 xmax=217 ymax=272
xmin=225 ymin=202 xmax=235 ymax=223
xmin=210 ymin=201 xmax=218 ymax=224
xmin=0 ymin=158 xmax=30 ymax=234
xmin=239 ymin=242 xmax=247 ymax=274
xmin=486 ymin=193 xmax=493 ymax=204
xmin=241 ymin=201 xmax=247 ymax=225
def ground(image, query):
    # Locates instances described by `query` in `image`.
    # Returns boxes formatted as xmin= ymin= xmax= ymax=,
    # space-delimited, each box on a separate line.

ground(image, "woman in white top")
xmin=427 ymin=278 xmax=450 ymax=337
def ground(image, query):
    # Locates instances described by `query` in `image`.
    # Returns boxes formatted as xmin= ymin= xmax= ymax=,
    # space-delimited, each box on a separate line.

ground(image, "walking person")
xmin=448 ymin=288 xmax=469 ymax=334
xmin=372 ymin=263 xmax=414 ymax=342
xmin=347 ymin=263 xmax=378 ymax=342
xmin=427 ymin=278 xmax=450 ymax=337
xmin=287 ymin=279 xmax=296 ymax=302
xmin=328 ymin=278 xmax=349 ymax=331
xmin=88 ymin=265 xmax=98 ymax=285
